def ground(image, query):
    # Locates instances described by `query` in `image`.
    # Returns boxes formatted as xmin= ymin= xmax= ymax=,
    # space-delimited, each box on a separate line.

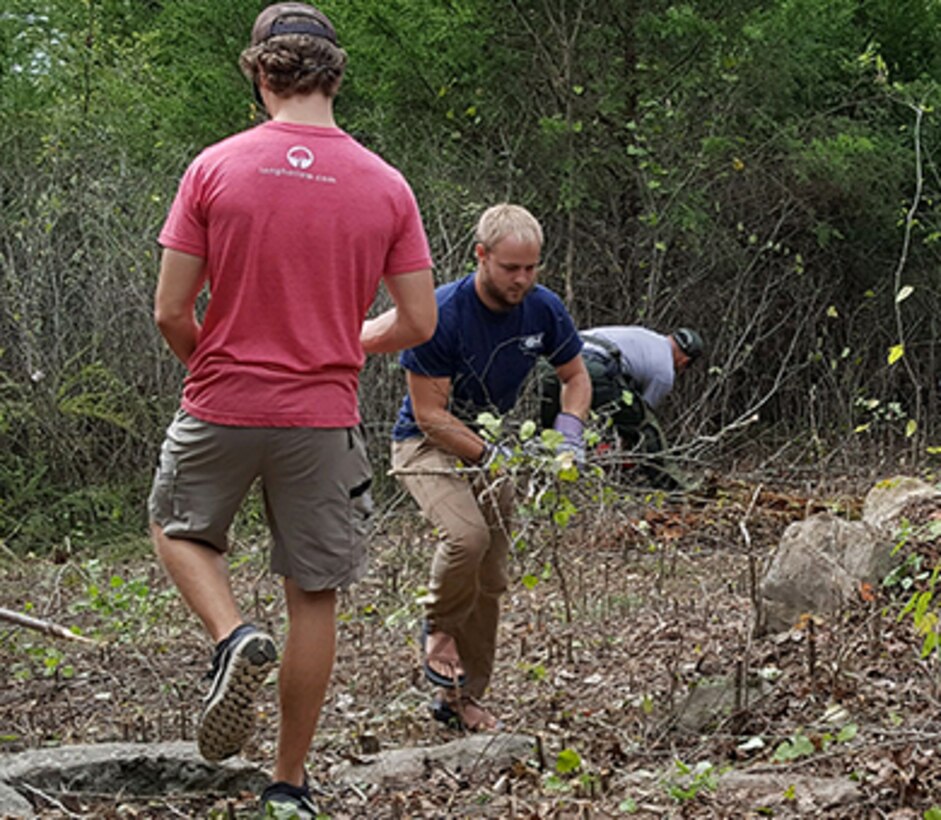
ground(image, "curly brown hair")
xmin=239 ymin=34 xmax=347 ymax=99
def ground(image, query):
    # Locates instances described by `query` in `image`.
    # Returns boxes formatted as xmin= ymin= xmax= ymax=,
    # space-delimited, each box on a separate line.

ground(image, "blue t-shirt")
xmin=392 ymin=274 xmax=582 ymax=441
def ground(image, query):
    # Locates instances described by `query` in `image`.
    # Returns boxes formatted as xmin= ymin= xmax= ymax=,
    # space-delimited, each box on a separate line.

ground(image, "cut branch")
xmin=0 ymin=606 xmax=97 ymax=645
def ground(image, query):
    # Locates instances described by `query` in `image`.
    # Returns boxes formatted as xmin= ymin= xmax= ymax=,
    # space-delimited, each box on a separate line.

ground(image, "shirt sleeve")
xmin=399 ymin=319 xmax=455 ymax=378
xmin=158 ymin=161 xmax=209 ymax=258
xmin=384 ymin=179 xmax=433 ymax=276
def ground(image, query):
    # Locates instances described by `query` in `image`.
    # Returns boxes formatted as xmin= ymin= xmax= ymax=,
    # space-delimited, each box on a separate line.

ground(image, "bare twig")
xmin=740 ymin=483 xmax=763 ymax=703
xmin=387 ymin=466 xmax=481 ymax=477
xmin=16 ymin=782 xmax=84 ymax=818
xmin=889 ymin=97 xmax=926 ymax=458
xmin=0 ymin=606 xmax=96 ymax=645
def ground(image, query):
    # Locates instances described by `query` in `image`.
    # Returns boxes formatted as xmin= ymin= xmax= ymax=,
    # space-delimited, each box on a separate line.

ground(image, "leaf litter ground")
xmin=1 ymin=474 xmax=940 ymax=818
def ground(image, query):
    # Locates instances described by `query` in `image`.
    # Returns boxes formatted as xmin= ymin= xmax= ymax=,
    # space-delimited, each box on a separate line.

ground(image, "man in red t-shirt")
xmin=148 ymin=3 xmax=436 ymax=814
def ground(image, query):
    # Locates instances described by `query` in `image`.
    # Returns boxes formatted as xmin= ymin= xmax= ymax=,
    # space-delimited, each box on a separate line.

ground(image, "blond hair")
xmin=475 ymin=203 xmax=543 ymax=249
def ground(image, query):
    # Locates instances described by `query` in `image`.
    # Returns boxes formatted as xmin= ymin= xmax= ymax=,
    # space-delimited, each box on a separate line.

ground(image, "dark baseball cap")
xmin=251 ymin=2 xmax=338 ymax=46
xmin=673 ymin=328 xmax=704 ymax=360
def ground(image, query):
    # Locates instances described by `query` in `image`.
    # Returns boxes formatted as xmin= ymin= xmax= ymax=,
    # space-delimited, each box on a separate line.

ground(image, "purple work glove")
xmin=552 ymin=412 xmax=585 ymax=464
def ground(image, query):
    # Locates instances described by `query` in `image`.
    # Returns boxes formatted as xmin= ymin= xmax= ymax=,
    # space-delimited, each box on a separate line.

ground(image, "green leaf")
xmin=618 ymin=797 xmax=638 ymax=813
xmin=543 ymin=773 xmax=568 ymax=791
xmin=921 ymin=630 xmax=939 ymax=659
xmin=836 ymin=723 xmax=858 ymax=743
xmin=525 ymin=663 xmax=546 ymax=681
xmin=772 ymin=732 xmax=814 ymax=762
xmin=826 ymin=305 xmax=838 ymax=318
xmin=476 ymin=412 xmax=503 ymax=439
xmin=552 ymin=496 xmax=578 ymax=527
xmin=792 ymin=734 xmax=815 ymax=757
xmin=906 ymin=419 xmax=917 ymax=438
xmin=888 ymin=344 xmax=905 ymax=365
xmin=556 ymin=747 xmax=582 ymax=774
xmin=521 ymin=574 xmax=539 ymax=590
xmin=520 ymin=420 xmax=536 ymax=441
xmin=556 ymin=462 xmax=580 ymax=483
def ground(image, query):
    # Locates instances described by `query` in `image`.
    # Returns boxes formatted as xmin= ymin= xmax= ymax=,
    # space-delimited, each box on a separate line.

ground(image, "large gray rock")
xmin=758 ymin=476 xmax=940 ymax=635
xmin=862 ymin=475 xmax=941 ymax=531
xmin=759 ymin=514 xmax=886 ymax=634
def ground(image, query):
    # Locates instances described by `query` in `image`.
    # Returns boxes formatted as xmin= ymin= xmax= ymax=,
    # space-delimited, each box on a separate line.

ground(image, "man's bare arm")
xmin=407 ymin=371 xmax=488 ymax=464
xmin=361 ymin=269 xmax=437 ymax=354
xmin=153 ymin=248 xmax=207 ymax=366
xmin=555 ymin=354 xmax=592 ymax=419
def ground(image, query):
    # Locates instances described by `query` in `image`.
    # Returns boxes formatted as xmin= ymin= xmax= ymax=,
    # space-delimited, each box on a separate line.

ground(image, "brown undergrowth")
xmin=1 ymin=474 xmax=940 ymax=818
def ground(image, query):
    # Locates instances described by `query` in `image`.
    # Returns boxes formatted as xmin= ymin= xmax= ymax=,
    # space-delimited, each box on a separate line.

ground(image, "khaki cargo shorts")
xmin=148 ymin=410 xmax=373 ymax=590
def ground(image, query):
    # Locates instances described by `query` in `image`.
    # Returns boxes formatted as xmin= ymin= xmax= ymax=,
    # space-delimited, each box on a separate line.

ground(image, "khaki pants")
xmin=391 ymin=437 xmax=513 ymax=698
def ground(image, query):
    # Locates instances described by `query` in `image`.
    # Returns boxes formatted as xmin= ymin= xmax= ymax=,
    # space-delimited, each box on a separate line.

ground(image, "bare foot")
xmin=425 ymin=630 xmax=466 ymax=684
xmin=455 ymin=696 xmax=501 ymax=731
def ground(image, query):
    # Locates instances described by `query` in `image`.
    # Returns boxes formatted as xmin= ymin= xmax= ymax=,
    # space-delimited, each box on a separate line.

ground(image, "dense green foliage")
xmin=1 ymin=0 xmax=940 ymax=551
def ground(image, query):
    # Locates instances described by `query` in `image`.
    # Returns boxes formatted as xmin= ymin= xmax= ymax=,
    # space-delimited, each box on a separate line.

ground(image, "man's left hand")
xmin=552 ymin=412 xmax=585 ymax=465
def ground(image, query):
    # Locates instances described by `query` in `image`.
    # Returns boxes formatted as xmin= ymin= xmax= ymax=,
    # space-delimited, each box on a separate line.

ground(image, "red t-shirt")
xmin=158 ymin=121 xmax=432 ymax=427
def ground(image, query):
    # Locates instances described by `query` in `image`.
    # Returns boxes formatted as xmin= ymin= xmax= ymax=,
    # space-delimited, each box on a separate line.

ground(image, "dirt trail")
xmin=1 ymin=477 xmax=939 ymax=816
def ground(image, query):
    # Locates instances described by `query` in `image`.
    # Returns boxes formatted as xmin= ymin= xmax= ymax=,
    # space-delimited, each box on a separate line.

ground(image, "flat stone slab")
xmin=0 ymin=741 xmax=267 ymax=816
xmin=618 ymin=767 xmax=861 ymax=811
xmin=719 ymin=770 xmax=861 ymax=810
xmin=0 ymin=780 xmax=33 ymax=818
xmin=331 ymin=733 xmax=535 ymax=785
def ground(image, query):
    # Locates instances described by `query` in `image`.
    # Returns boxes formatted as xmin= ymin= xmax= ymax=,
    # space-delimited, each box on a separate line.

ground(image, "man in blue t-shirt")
xmin=391 ymin=203 xmax=591 ymax=731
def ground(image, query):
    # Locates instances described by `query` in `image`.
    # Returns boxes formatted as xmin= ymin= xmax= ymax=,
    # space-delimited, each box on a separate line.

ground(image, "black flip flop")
xmin=421 ymin=620 xmax=467 ymax=689
xmin=431 ymin=695 xmax=465 ymax=729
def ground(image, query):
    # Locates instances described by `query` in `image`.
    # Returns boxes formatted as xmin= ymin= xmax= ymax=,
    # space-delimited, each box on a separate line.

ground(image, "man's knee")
xmin=440 ymin=524 xmax=493 ymax=567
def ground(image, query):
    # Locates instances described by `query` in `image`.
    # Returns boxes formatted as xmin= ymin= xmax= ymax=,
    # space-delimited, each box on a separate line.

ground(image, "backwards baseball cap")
xmin=251 ymin=2 xmax=338 ymax=46
xmin=673 ymin=328 xmax=704 ymax=360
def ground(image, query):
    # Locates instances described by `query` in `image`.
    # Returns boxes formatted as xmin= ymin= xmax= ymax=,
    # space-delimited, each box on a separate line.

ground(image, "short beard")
xmin=480 ymin=276 xmax=533 ymax=312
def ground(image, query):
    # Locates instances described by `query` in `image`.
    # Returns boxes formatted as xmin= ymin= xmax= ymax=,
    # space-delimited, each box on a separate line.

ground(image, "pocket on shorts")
xmin=350 ymin=476 xmax=374 ymax=543
xmin=348 ymin=426 xmax=374 ymax=547
xmin=148 ymin=434 xmax=179 ymax=525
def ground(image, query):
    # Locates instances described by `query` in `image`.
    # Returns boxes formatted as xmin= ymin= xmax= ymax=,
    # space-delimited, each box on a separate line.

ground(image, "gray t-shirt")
xmin=581 ymin=326 xmax=674 ymax=408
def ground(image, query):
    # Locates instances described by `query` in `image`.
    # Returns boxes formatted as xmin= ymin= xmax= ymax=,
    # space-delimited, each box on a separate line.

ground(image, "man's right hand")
xmin=480 ymin=442 xmax=514 ymax=471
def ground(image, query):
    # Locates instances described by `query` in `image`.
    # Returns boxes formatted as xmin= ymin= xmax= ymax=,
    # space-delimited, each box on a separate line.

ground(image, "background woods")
xmin=1 ymin=0 xmax=940 ymax=551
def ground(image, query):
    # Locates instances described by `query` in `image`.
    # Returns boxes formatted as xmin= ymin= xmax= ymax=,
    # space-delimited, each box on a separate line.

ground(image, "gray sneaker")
xmin=260 ymin=780 xmax=319 ymax=819
xmin=197 ymin=623 xmax=277 ymax=762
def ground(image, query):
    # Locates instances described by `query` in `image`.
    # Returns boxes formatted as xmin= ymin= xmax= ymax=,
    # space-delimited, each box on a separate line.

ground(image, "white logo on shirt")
xmin=520 ymin=333 xmax=544 ymax=353
xmin=286 ymin=145 xmax=314 ymax=169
